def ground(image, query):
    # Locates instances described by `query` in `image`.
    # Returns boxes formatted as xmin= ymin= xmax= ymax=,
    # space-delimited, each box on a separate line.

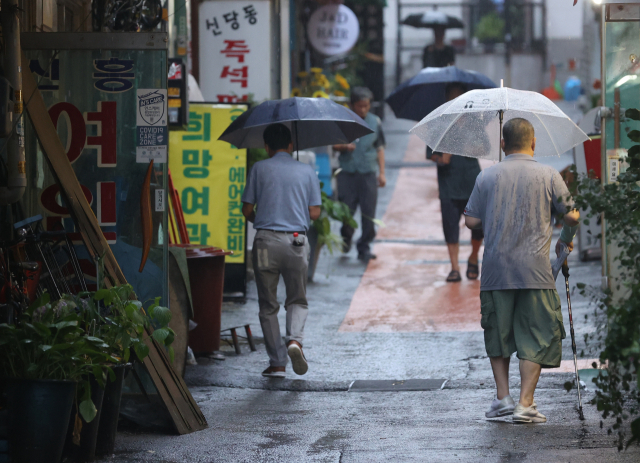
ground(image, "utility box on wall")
xmin=168 ymin=58 xmax=189 ymax=130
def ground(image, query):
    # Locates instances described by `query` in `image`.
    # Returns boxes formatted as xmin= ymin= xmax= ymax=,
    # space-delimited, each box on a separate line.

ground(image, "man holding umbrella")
xmin=220 ymin=96 xmax=374 ymax=376
xmin=428 ymin=82 xmax=485 ymax=283
xmin=464 ymin=118 xmax=580 ymax=423
xmin=241 ymin=123 xmax=322 ymax=378
xmin=423 ymin=25 xmax=456 ymax=68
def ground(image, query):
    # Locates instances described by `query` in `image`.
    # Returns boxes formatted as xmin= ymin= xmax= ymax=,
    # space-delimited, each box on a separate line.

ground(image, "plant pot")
xmin=6 ymin=378 xmax=76 ymax=463
xmin=64 ymin=376 xmax=105 ymax=462
xmin=95 ymin=364 xmax=129 ymax=458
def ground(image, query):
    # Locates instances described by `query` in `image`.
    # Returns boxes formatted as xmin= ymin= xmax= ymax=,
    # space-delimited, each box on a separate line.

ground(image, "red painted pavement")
xmin=340 ymin=135 xmax=489 ymax=333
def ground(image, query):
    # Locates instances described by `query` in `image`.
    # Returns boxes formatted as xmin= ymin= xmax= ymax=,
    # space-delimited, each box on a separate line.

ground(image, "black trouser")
xmin=440 ymin=198 xmax=484 ymax=244
xmin=338 ymin=171 xmax=378 ymax=255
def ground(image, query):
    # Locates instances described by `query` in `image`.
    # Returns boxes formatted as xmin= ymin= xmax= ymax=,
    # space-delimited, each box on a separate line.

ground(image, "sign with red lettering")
xmin=24 ymin=47 xmax=168 ymax=302
xmin=199 ymin=1 xmax=271 ymax=103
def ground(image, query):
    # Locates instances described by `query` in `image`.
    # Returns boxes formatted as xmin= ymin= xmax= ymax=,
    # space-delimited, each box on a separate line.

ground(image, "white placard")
xmin=155 ymin=189 xmax=165 ymax=212
xmin=307 ymin=5 xmax=359 ymax=56
xmin=136 ymin=89 xmax=167 ymax=163
xmin=609 ymin=157 xmax=619 ymax=183
xmin=199 ymin=1 xmax=271 ymax=103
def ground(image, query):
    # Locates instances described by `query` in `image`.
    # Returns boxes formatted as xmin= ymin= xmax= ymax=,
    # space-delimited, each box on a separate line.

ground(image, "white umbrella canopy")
xmin=409 ymin=87 xmax=590 ymax=161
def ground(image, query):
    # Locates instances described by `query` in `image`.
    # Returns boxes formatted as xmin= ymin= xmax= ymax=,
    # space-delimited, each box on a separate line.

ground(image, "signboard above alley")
xmin=199 ymin=1 xmax=271 ymax=103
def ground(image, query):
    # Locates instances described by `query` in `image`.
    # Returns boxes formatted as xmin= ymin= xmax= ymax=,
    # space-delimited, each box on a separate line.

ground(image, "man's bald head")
xmin=502 ymin=118 xmax=535 ymax=154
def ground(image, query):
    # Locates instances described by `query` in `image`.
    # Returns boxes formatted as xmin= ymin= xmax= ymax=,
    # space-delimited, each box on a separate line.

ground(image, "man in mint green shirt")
xmin=333 ymin=87 xmax=386 ymax=261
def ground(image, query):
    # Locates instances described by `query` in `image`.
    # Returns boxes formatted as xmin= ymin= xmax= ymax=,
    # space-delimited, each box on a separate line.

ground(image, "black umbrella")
xmin=218 ymin=97 xmax=373 ymax=151
xmin=401 ymin=12 xmax=464 ymax=29
xmin=386 ymin=66 xmax=497 ymax=121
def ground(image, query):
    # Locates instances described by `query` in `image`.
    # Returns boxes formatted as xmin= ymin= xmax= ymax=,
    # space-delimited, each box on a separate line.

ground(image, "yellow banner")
xmin=169 ymin=103 xmax=247 ymax=264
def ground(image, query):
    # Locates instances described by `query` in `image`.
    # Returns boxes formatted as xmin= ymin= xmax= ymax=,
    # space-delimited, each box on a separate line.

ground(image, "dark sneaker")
xmin=261 ymin=366 xmax=286 ymax=378
xmin=357 ymin=252 xmax=377 ymax=261
xmin=287 ymin=342 xmax=308 ymax=375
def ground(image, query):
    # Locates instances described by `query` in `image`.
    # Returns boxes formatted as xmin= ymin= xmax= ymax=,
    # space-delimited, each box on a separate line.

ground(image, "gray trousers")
xmin=338 ymin=171 xmax=378 ymax=255
xmin=252 ymin=230 xmax=310 ymax=367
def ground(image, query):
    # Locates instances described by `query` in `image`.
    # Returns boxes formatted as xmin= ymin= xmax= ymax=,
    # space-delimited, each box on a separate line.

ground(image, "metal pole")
xmin=600 ymin=3 xmax=609 ymax=288
xmin=0 ymin=0 xmax=26 ymax=206
xmin=504 ymin=0 xmax=512 ymax=88
xmin=396 ymin=0 xmax=402 ymax=88
xmin=295 ymin=120 xmax=299 ymax=161
xmin=562 ymin=260 xmax=585 ymax=421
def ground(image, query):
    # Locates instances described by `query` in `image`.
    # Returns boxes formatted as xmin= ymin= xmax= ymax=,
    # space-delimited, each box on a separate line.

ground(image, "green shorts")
xmin=480 ymin=289 xmax=566 ymax=368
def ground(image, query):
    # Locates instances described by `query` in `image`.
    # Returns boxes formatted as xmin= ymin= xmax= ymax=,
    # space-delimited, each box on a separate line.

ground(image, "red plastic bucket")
xmin=583 ymin=135 xmax=601 ymax=179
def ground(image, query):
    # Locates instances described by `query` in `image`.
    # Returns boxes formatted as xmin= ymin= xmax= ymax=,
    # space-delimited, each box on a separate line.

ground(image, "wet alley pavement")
xmin=111 ymin=115 xmax=640 ymax=462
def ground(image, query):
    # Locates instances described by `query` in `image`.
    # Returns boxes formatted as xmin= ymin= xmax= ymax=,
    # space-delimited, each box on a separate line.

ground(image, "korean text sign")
xmin=199 ymin=1 xmax=271 ymax=104
xmin=24 ymin=45 xmax=168 ymax=304
xmin=169 ymin=103 xmax=247 ymax=264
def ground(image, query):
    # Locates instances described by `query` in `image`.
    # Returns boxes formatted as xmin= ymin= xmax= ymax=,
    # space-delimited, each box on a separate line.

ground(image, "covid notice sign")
xmin=137 ymin=89 xmax=168 ymax=163
xmin=169 ymin=103 xmax=247 ymax=264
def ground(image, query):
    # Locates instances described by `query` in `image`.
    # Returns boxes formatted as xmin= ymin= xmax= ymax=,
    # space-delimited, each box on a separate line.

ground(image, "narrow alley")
xmin=109 ymin=116 xmax=637 ymax=463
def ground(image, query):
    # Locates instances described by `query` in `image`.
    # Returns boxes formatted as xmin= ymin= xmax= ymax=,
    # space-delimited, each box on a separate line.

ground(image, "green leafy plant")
xmin=248 ymin=148 xmax=269 ymax=170
xmin=475 ymin=12 xmax=505 ymax=44
xmin=570 ymin=107 xmax=640 ymax=449
xmin=0 ymin=292 xmax=117 ymax=422
xmin=77 ymin=284 xmax=175 ymax=364
xmin=312 ymin=187 xmax=358 ymax=253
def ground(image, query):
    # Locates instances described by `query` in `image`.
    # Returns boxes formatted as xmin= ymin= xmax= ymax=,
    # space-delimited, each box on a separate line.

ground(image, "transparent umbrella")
xmin=409 ymin=87 xmax=590 ymax=161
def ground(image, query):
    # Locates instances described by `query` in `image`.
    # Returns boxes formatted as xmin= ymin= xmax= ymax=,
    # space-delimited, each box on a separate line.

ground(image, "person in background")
xmin=332 ymin=87 xmax=386 ymax=262
xmin=428 ymin=82 xmax=484 ymax=282
xmin=242 ymin=123 xmax=322 ymax=378
xmin=464 ymin=118 xmax=580 ymax=423
xmin=423 ymin=25 xmax=455 ymax=68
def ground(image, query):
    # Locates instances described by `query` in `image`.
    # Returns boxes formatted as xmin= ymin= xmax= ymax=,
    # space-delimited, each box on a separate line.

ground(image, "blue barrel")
xmin=315 ymin=152 xmax=332 ymax=196
xmin=564 ymin=77 xmax=582 ymax=102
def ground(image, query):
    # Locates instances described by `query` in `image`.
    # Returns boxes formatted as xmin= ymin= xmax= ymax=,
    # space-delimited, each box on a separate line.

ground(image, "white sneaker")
xmin=485 ymin=395 xmax=516 ymax=418
xmin=513 ymin=401 xmax=547 ymax=423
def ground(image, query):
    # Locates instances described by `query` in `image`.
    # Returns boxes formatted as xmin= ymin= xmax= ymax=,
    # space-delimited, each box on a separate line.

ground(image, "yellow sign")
xmin=169 ymin=103 xmax=247 ymax=264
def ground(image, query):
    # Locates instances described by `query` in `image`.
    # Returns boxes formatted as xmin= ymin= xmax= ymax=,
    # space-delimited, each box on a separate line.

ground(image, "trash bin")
xmin=573 ymin=107 xmax=602 ymax=262
xmin=175 ymin=245 xmax=232 ymax=354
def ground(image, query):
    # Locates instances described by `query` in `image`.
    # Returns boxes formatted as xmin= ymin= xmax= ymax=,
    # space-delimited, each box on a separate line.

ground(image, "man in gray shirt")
xmin=464 ymin=118 xmax=580 ymax=423
xmin=242 ymin=123 xmax=322 ymax=378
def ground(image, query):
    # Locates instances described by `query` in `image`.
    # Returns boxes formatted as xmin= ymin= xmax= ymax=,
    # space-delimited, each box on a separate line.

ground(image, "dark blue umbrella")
xmin=401 ymin=12 xmax=464 ymax=29
xmin=218 ymin=97 xmax=373 ymax=150
xmin=386 ymin=66 xmax=497 ymax=121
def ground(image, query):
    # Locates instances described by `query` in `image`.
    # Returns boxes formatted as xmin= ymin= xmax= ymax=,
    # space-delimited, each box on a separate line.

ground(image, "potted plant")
xmin=475 ymin=12 xmax=505 ymax=53
xmin=308 ymin=187 xmax=358 ymax=281
xmin=65 ymin=284 xmax=175 ymax=460
xmin=0 ymin=292 xmax=116 ymax=463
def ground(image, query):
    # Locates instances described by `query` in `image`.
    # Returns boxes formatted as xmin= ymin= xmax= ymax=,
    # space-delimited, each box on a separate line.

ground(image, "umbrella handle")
xmin=499 ymin=110 xmax=504 ymax=162
xmin=295 ymin=120 xmax=299 ymax=161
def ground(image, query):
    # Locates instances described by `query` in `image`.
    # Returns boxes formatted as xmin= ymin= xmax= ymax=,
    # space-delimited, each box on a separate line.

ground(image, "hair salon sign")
xmin=308 ymin=5 xmax=359 ymax=56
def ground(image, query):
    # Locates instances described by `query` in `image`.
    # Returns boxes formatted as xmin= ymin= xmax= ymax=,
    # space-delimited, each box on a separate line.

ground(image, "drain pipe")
xmin=0 ymin=0 xmax=25 ymax=205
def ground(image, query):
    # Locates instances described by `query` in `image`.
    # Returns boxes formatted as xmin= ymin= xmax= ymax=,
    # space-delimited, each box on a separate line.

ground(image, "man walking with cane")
xmin=242 ymin=123 xmax=322 ymax=378
xmin=464 ymin=118 xmax=580 ymax=423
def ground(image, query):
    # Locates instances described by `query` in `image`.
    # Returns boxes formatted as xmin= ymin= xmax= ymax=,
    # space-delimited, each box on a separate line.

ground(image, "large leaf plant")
xmin=0 ymin=292 xmax=117 ymax=422
xmin=571 ymin=107 xmax=640 ymax=449
xmin=312 ymin=188 xmax=358 ymax=253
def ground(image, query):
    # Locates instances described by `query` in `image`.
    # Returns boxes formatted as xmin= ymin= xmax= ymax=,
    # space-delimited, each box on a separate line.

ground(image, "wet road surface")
xmin=111 ymin=115 xmax=639 ymax=462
